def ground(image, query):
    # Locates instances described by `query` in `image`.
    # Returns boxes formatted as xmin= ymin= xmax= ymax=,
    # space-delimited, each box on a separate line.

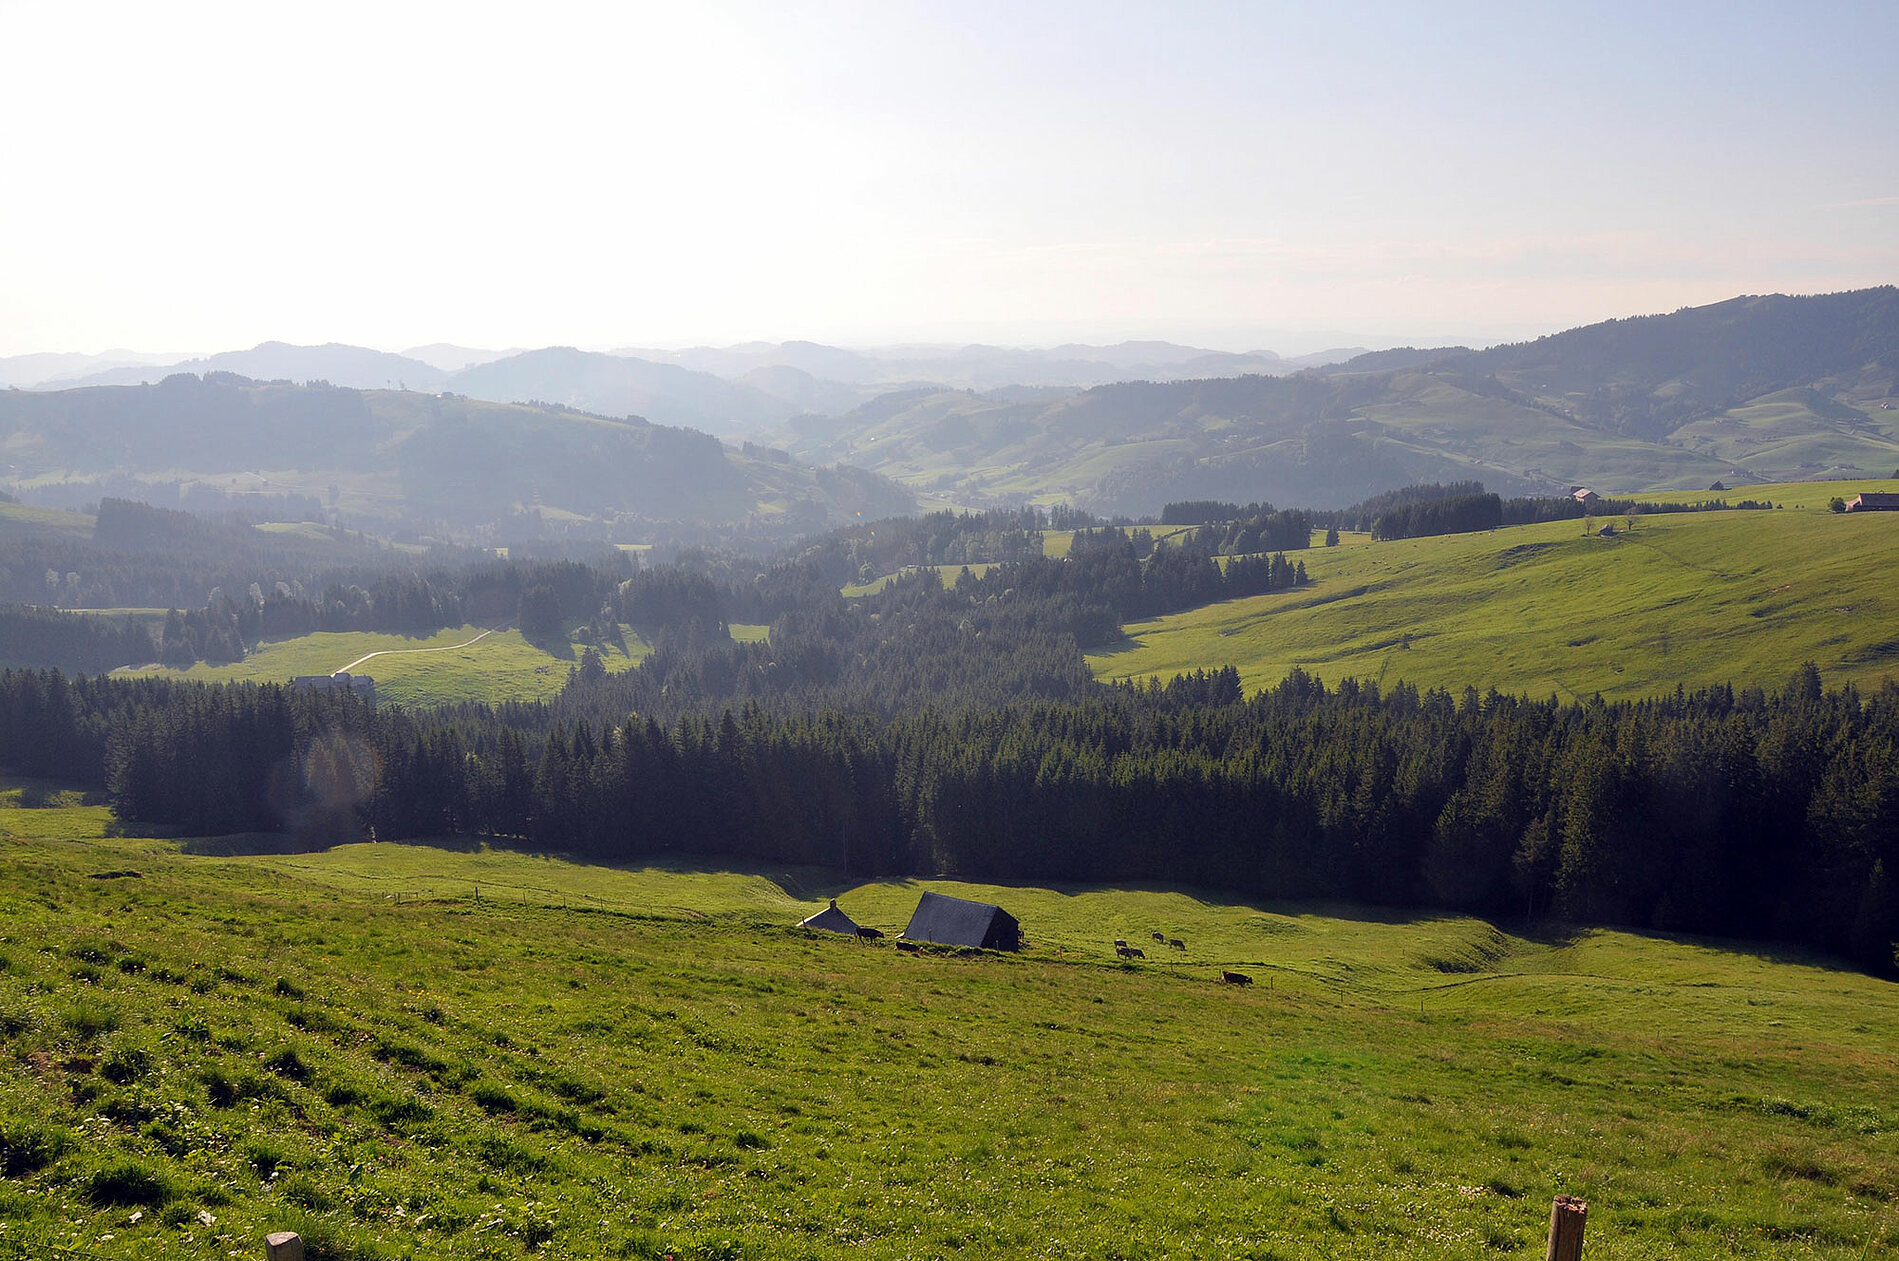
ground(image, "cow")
xmin=856 ymin=926 xmax=884 ymax=942
xmin=1151 ymin=931 xmax=1166 ymax=942
xmin=1221 ymin=970 xmax=1253 ymax=986
xmin=1168 ymin=938 xmax=1186 ymax=950
xmin=1112 ymin=938 xmax=1128 ymax=948
xmin=896 ymin=939 xmax=920 ymax=953
xmin=1117 ymin=945 xmax=1146 ymax=959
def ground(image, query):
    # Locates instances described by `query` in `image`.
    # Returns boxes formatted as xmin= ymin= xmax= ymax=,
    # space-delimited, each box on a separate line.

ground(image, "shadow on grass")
xmin=157 ymin=828 xmax=1886 ymax=982
xmin=517 ymin=626 xmax=579 ymax=661
xmin=1083 ymin=632 xmax=1146 ymax=660
xmin=181 ymin=831 xmax=496 ymax=858
xmin=182 ymin=832 xmax=338 ymax=857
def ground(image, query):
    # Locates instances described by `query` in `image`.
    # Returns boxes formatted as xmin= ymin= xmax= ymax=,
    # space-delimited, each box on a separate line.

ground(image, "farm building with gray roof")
xmin=901 ymin=890 xmax=1021 ymax=951
xmin=798 ymin=899 xmax=861 ymax=935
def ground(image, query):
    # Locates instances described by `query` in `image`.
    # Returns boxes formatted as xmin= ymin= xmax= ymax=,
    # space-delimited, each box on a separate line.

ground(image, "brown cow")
xmin=896 ymin=939 xmax=920 ymax=953
xmin=1168 ymin=938 xmax=1186 ymax=950
xmin=1151 ymin=931 xmax=1166 ymax=942
xmin=1221 ymin=970 xmax=1253 ymax=986
xmin=856 ymin=926 xmax=884 ymax=942
xmin=1117 ymin=945 xmax=1147 ymax=959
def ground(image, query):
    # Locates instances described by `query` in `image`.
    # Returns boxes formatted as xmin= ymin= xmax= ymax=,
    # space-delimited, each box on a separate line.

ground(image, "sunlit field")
xmin=1 ymin=783 xmax=1894 ymax=1259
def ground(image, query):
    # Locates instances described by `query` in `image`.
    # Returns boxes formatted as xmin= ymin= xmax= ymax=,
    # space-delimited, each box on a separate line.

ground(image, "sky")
xmin=1 ymin=0 xmax=1895 ymax=358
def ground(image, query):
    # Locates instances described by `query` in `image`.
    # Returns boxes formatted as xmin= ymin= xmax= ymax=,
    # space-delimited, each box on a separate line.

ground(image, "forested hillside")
xmin=2 ymin=495 xmax=1896 ymax=975
xmin=776 ymin=288 xmax=1899 ymax=513
xmin=0 ymin=374 xmax=915 ymax=542
xmin=6 ymin=655 xmax=1896 ymax=975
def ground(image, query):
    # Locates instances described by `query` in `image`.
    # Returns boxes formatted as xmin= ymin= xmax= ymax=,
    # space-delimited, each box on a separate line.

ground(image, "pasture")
xmin=0 ymin=785 xmax=1895 ymax=1259
xmin=114 ymin=624 xmax=652 ymax=706
xmin=1091 ymin=494 xmax=1899 ymax=700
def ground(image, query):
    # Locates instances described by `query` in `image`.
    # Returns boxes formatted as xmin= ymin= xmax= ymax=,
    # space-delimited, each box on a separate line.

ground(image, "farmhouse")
xmin=1845 ymin=492 xmax=1899 ymax=512
xmin=290 ymin=671 xmax=376 ymax=704
xmin=1571 ymin=486 xmax=1602 ymax=510
xmin=798 ymin=898 xmax=861 ymax=935
xmin=901 ymin=890 xmax=1021 ymax=951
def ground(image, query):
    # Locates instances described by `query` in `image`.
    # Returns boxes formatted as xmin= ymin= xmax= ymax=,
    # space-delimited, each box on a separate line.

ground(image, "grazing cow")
xmin=896 ymin=939 xmax=920 ymax=953
xmin=1221 ymin=970 xmax=1253 ymax=986
xmin=856 ymin=926 xmax=884 ymax=942
xmin=1117 ymin=945 xmax=1146 ymax=959
xmin=1113 ymin=938 xmax=1128 ymax=948
xmin=1151 ymin=931 xmax=1166 ymax=942
xmin=1168 ymin=938 xmax=1186 ymax=950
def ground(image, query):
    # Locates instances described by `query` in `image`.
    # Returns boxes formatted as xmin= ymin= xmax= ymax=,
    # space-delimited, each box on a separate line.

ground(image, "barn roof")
xmin=901 ymin=890 xmax=1020 ymax=951
xmin=798 ymin=899 xmax=860 ymax=935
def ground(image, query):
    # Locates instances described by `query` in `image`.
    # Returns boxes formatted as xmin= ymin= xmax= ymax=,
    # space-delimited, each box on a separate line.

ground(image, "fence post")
xmin=1546 ymin=1195 xmax=1586 ymax=1261
xmin=266 ymin=1230 xmax=305 ymax=1261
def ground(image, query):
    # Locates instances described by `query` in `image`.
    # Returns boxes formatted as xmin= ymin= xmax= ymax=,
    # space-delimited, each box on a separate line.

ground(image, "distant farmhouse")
xmin=1570 ymin=486 xmax=1602 ymax=511
xmin=1845 ymin=492 xmax=1899 ymax=512
xmin=901 ymin=890 xmax=1021 ymax=951
xmin=798 ymin=898 xmax=861 ymax=935
xmin=290 ymin=671 xmax=376 ymax=704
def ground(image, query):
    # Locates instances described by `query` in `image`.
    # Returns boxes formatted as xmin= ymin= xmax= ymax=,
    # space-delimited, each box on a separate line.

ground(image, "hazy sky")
xmin=2 ymin=0 xmax=1894 ymax=357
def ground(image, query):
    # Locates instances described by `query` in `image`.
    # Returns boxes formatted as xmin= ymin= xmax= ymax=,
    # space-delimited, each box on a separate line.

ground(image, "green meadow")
xmin=114 ymin=625 xmax=652 ymax=707
xmin=1 ymin=784 xmax=1896 ymax=1259
xmin=1091 ymin=490 xmax=1899 ymax=700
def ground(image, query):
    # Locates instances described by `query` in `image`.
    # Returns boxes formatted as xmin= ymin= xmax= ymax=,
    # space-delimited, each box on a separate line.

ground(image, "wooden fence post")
xmin=1546 ymin=1195 xmax=1586 ymax=1261
xmin=265 ymin=1230 xmax=305 ymax=1261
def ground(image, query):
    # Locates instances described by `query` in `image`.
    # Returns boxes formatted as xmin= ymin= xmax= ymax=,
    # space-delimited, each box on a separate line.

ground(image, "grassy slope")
xmin=0 ymin=787 xmax=1895 ymax=1259
xmin=1090 ymin=487 xmax=1899 ymax=700
xmin=1356 ymin=373 xmax=1737 ymax=492
xmin=115 ymin=625 xmax=651 ymax=707
xmin=0 ymin=500 xmax=94 ymax=538
xmin=1667 ymin=391 xmax=1899 ymax=478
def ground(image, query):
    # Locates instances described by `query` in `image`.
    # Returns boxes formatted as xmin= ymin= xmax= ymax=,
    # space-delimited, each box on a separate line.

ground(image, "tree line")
xmin=4 ymin=660 xmax=1894 ymax=975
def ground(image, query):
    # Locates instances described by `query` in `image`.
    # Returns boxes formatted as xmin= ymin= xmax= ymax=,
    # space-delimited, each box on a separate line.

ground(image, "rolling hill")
xmin=1087 ymin=482 xmax=1899 ymax=700
xmin=0 ymin=374 xmax=915 ymax=539
xmin=53 ymin=342 xmax=450 ymax=392
xmin=776 ymin=288 xmax=1899 ymax=514
xmin=2 ymin=795 xmax=1894 ymax=1258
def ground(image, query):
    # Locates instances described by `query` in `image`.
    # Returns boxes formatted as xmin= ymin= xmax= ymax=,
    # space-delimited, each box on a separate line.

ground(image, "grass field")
xmin=0 ymin=783 xmax=1895 ymax=1259
xmin=113 ymin=624 xmax=652 ymax=707
xmin=842 ymin=565 xmax=999 ymax=597
xmin=1091 ymin=490 xmax=1899 ymax=700
xmin=0 ymin=499 xmax=94 ymax=539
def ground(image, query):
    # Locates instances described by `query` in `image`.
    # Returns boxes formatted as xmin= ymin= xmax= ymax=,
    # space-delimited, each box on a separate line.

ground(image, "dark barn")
xmin=901 ymin=890 xmax=1021 ymax=951
xmin=798 ymin=898 xmax=861 ymax=935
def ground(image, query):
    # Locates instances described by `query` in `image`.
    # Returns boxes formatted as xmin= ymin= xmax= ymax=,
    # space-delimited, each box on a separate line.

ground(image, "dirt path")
xmin=335 ymin=624 xmax=506 ymax=675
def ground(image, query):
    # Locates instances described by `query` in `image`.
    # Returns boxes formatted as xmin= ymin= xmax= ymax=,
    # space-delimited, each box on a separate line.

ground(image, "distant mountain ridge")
xmin=0 ymin=374 xmax=915 ymax=540
xmin=10 ymin=289 xmax=1891 ymax=522
xmin=55 ymin=342 xmax=449 ymax=392
xmin=24 ymin=337 xmax=1368 ymax=436
xmin=778 ymin=288 xmax=1899 ymax=513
